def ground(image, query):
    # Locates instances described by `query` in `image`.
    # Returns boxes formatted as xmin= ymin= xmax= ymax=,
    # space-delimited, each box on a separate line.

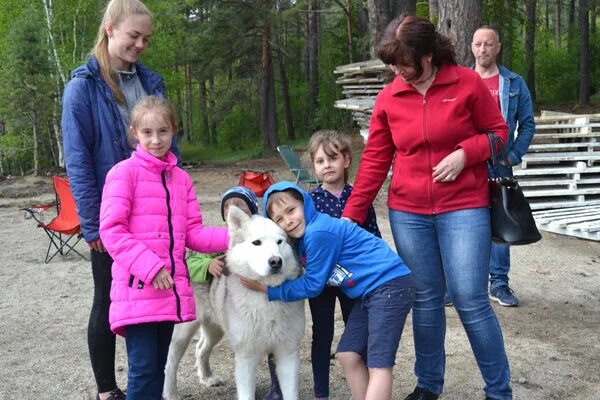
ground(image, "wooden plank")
xmin=523 ymin=187 xmax=600 ymax=197
xmin=532 ymin=204 xmax=600 ymax=240
xmin=535 ymin=123 xmax=600 ymax=130
xmin=533 ymin=132 xmax=600 ymax=139
xmin=530 ymin=198 xmax=600 ymax=210
xmin=514 ymin=162 xmax=600 ymax=176
xmin=523 ymin=151 xmax=600 ymax=161
xmin=528 ymin=142 xmax=600 ymax=151
xmin=547 ymin=213 xmax=600 ymax=228
xmin=335 ymin=77 xmax=383 ymax=84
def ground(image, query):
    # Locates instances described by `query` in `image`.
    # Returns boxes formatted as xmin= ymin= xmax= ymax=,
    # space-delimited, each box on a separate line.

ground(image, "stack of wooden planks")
xmin=333 ymin=60 xmax=386 ymax=139
xmin=516 ymin=111 xmax=600 ymax=210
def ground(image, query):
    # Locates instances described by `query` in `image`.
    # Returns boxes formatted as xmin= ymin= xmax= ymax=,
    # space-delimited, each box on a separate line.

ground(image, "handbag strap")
xmin=487 ymin=133 xmax=511 ymax=178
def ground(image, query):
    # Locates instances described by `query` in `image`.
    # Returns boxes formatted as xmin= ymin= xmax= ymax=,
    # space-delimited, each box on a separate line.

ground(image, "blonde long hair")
xmin=92 ymin=0 xmax=152 ymax=105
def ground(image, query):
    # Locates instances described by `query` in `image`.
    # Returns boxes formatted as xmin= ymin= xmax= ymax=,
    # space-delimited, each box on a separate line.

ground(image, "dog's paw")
xmin=199 ymin=374 xmax=225 ymax=387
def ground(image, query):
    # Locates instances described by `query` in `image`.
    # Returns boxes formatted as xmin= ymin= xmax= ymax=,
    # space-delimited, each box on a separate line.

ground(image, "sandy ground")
xmin=1 ymin=145 xmax=600 ymax=400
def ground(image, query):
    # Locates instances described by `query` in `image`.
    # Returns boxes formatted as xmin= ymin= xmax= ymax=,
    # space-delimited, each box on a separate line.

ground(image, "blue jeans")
xmin=337 ymin=276 xmax=415 ymax=368
xmin=309 ymin=286 xmax=355 ymax=397
xmin=490 ymin=242 xmax=510 ymax=289
xmin=125 ymin=322 xmax=175 ymax=400
xmin=389 ymin=208 xmax=512 ymax=400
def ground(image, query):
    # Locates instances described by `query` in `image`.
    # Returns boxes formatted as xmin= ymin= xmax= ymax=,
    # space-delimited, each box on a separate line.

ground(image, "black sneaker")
xmin=96 ymin=388 xmax=126 ymax=400
xmin=403 ymin=387 xmax=440 ymax=400
xmin=489 ymin=284 xmax=519 ymax=307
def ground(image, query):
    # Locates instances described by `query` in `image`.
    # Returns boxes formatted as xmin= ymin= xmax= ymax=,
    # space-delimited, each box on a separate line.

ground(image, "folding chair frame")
xmin=276 ymin=145 xmax=320 ymax=190
xmin=23 ymin=178 xmax=89 ymax=264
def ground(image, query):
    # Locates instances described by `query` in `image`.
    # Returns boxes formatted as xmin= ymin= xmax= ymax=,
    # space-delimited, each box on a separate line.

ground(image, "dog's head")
xmin=226 ymin=206 xmax=301 ymax=286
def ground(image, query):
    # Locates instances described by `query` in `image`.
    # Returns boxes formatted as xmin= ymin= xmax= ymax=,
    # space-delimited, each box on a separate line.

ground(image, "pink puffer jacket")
xmin=100 ymin=146 xmax=228 ymax=336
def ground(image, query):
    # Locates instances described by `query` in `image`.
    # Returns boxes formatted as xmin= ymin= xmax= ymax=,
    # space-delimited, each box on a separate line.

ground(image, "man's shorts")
xmin=337 ymin=274 xmax=416 ymax=368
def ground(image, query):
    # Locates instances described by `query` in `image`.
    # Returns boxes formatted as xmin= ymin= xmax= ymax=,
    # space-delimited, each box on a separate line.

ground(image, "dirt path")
xmin=1 ymin=150 xmax=599 ymax=399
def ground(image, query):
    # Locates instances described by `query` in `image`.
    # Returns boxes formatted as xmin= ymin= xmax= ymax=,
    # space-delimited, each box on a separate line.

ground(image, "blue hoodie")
xmin=263 ymin=182 xmax=412 ymax=301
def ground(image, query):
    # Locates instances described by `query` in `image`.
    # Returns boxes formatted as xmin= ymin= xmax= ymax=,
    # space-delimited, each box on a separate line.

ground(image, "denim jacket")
xmin=489 ymin=65 xmax=535 ymax=177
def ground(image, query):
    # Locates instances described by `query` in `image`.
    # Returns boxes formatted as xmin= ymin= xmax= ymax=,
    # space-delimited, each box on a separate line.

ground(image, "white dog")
xmin=164 ymin=206 xmax=305 ymax=400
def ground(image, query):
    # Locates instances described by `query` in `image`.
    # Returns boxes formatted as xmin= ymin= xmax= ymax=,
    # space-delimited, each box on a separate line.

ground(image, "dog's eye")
xmin=252 ymin=240 xmax=262 ymax=246
xmin=277 ymin=239 xmax=283 ymax=245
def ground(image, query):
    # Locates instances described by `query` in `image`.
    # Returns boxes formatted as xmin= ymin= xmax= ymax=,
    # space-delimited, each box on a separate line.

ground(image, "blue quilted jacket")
xmin=62 ymin=56 xmax=171 ymax=242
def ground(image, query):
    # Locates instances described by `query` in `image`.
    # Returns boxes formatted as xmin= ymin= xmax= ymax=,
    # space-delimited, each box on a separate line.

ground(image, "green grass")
xmin=180 ymin=144 xmax=264 ymax=163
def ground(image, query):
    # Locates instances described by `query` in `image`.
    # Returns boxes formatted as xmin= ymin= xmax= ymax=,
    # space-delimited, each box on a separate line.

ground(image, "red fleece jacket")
xmin=343 ymin=64 xmax=508 ymax=222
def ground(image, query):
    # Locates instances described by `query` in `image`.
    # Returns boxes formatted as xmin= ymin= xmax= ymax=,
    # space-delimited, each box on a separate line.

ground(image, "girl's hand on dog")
xmin=240 ymin=278 xmax=267 ymax=293
xmin=208 ymin=255 xmax=228 ymax=277
xmin=152 ymin=267 xmax=174 ymax=290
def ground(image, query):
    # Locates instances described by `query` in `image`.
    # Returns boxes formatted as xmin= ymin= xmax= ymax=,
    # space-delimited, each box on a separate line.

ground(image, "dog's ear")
xmin=226 ymin=205 xmax=250 ymax=233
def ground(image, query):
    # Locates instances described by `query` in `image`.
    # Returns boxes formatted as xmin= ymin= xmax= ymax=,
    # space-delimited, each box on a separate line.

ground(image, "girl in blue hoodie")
xmin=242 ymin=181 xmax=415 ymax=400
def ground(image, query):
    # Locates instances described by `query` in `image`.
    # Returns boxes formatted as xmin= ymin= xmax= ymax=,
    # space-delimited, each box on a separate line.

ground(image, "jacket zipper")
xmin=162 ymin=170 xmax=182 ymax=321
xmin=422 ymin=95 xmax=436 ymax=213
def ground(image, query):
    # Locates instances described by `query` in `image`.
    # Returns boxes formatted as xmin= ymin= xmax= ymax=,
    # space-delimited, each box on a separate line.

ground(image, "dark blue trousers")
xmin=308 ymin=286 xmax=355 ymax=398
xmin=125 ymin=322 xmax=174 ymax=400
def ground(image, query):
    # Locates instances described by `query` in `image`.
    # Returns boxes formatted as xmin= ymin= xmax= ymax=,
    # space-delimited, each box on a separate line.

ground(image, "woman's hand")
xmin=208 ymin=255 xmax=228 ymax=278
xmin=152 ymin=267 xmax=174 ymax=290
xmin=432 ymin=149 xmax=466 ymax=183
xmin=240 ymin=278 xmax=267 ymax=293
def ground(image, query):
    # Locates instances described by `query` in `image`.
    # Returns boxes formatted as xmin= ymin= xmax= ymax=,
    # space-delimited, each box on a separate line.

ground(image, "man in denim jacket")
xmin=471 ymin=25 xmax=536 ymax=307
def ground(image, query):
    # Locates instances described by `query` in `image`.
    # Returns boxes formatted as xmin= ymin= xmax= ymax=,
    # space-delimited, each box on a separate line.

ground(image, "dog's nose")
xmin=269 ymin=256 xmax=282 ymax=271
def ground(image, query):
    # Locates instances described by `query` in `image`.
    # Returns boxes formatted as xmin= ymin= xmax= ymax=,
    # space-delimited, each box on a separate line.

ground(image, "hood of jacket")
xmin=263 ymin=181 xmax=317 ymax=238
xmin=72 ymin=56 xmax=164 ymax=95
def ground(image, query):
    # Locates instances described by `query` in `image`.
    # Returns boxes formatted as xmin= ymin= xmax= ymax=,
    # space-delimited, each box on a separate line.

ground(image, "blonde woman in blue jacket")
xmin=61 ymin=1 xmax=177 ymax=399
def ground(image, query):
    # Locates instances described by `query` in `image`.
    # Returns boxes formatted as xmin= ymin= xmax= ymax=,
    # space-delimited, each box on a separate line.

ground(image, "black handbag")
xmin=487 ymin=133 xmax=542 ymax=245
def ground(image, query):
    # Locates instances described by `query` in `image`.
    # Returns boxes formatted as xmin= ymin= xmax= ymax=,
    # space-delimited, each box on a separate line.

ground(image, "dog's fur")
xmin=164 ymin=206 xmax=305 ymax=400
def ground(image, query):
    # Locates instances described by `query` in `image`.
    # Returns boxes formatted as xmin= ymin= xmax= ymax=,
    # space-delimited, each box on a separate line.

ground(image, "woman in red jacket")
xmin=342 ymin=15 xmax=512 ymax=400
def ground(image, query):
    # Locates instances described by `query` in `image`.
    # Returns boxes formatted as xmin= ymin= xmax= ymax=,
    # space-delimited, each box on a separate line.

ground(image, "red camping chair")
xmin=23 ymin=176 xmax=89 ymax=263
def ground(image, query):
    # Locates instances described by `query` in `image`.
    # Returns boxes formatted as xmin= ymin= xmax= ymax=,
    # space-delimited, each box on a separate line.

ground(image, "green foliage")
xmin=0 ymin=4 xmax=56 ymax=173
xmin=535 ymin=32 xmax=579 ymax=104
xmin=0 ymin=0 xmax=595 ymax=175
xmin=0 ymin=131 xmax=33 ymax=175
xmin=218 ymin=103 xmax=261 ymax=150
xmin=180 ymin=143 xmax=263 ymax=163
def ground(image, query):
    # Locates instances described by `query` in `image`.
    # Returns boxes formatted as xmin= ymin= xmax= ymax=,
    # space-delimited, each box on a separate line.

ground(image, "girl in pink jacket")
xmin=99 ymin=96 xmax=228 ymax=400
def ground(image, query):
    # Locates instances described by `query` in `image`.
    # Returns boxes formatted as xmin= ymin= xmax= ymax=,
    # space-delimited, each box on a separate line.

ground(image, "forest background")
xmin=0 ymin=0 xmax=597 ymax=176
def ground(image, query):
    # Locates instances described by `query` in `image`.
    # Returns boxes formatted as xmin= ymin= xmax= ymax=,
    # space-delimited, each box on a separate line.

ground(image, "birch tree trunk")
xmin=437 ymin=0 xmax=482 ymax=66
xmin=32 ymin=105 xmax=40 ymax=176
xmin=41 ymin=0 xmax=66 ymax=86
